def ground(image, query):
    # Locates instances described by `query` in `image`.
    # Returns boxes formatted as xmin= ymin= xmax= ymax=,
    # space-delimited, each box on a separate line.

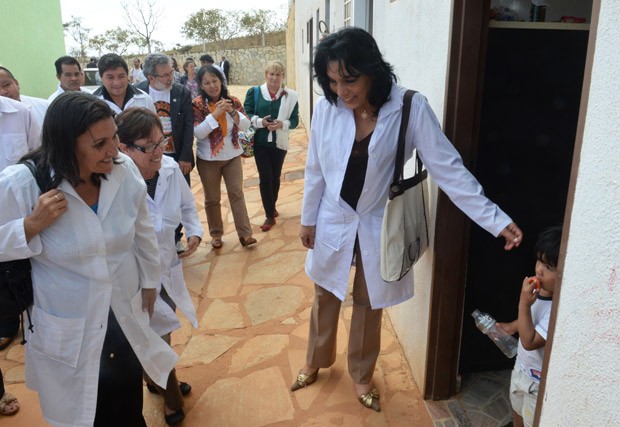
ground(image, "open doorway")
xmin=425 ymin=0 xmax=594 ymax=405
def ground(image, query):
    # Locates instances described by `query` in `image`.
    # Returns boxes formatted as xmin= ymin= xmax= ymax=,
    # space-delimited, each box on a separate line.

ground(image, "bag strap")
xmin=389 ymin=90 xmax=428 ymax=199
xmin=21 ymin=161 xmax=49 ymax=193
xmin=254 ymin=86 xmax=260 ymax=112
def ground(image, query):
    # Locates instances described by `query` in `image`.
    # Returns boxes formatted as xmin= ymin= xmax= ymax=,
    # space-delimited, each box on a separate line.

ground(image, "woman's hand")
xmin=178 ymin=161 xmax=192 ymax=175
xmin=24 ymin=189 xmax=68 ymax=242
xmin=212 ymin=99 xmax=233 ymax=118
xmin=299 ymin=225 xmax=316 ymax=249
xmin=141 ymin=288 xmax=157 ymax=319
xmin=499 ymin=222 xmax=523 ymax=250
xmin=178 ymin=236 xmax=200 ymax=258
xmin=261 ymin=115 xmax=273 ymax=127
xmin=267 ymin=119 xmax=283 ymax=132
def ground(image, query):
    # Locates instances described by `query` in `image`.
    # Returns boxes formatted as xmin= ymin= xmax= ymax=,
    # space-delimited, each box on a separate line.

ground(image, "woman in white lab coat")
xmin=116 ymin=107 xmax=203 ymax=425
xmin=0 ymin=92 xmax=177 ymax=426
xmin=291 ymin=27 xmax=524 ymax=412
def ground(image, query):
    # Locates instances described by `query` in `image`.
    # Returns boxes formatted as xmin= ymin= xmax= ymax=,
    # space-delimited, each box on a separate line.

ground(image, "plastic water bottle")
xmin=472 ymin=309 xmax=518 ymax=358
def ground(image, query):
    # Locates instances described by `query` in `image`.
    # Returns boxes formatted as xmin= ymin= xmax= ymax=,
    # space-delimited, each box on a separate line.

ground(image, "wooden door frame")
xmin=425 ymin=0 xmax=599 ymax=404
xmin=424 ymin=0 xmax=491 ymax=400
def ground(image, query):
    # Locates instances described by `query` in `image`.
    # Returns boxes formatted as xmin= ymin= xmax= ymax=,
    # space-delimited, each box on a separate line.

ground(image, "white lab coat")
xmin=146 ymin=156 xmax=202 ymax=336
xmin=20 ymin=95 xmax=49 ymax=129
xmin=0 ymin=96 xmax=40 ymax=172
xmin=0 ymin=153 xmax=178 ymax=427
xmin=302 ymin=86 xmax=513 ymax=309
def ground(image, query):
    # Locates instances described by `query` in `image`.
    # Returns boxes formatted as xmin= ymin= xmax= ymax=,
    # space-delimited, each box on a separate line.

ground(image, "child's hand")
xmin=519 ymin=276 xmax=539 ymax=307
xmin=496 ymin=320 xmax=518 ymax=336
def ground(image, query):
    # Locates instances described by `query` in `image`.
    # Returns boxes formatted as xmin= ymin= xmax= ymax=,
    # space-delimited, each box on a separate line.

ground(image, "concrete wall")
xmin=539 ymin=0 xmax=620 ymax=423
xmin=293 ymin=0 xmax=454 ymax=392
xmin=0 ymin=0 xmax=65 ymax=98
xmin=185 ymin=45 xmax=287 ymax=86
xmin=375 ymin=0 xmax=454 ymax=390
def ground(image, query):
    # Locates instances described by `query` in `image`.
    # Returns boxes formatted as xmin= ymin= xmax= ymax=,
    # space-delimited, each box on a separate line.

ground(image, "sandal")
xmin=290 ymin=369 xmax=319 ymax=391
xmin=0 ymin=392 xmax=19 ymax=416
xmin=211 ymin=238 xmax=223 ymax=248
xmin=239 ymin=236 xmax=257 ymax=247
xmin=358 ymin=387 xmax=381 ymax=412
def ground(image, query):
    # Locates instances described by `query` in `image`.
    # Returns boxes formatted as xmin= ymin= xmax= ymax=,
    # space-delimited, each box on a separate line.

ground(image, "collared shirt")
xmin=19 ymin=95 xmax=49 ymax=129
xmin=47 ymin=84 xmax=92 ymax=102
xmin=0 ymin=96 xmax=41 ymax=172
xmin=92 ymin=84 xmax=156 ymax=114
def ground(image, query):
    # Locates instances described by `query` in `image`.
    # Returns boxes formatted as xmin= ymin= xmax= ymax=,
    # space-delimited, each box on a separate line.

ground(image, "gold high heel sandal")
xmin=358 ymin=387 xmax=381 ymax=412
xmin=290 ymin=369 xmax=319 ymax=391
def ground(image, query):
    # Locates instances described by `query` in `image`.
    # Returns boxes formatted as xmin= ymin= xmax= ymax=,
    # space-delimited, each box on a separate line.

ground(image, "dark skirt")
xmin=94 ymin=310 xmax=146 ymax=427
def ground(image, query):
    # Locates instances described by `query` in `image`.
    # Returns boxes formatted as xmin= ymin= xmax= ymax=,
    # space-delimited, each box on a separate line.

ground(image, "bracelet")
xmin=229 ymin=110 xmax=238 ymax=117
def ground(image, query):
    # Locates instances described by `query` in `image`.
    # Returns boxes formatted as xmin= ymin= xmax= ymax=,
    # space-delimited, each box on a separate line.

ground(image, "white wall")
xmin=293 ymin=0 xmax=455 ymax=391
xmin=375 ymin=0 xmax=454 ymax=389
xmin=539 ymin=0 xmax=620 ymax=424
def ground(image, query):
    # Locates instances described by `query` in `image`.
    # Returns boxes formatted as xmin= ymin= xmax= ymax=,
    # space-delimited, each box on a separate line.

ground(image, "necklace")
xmin=360 ymin=109 xmax=369 ymax=119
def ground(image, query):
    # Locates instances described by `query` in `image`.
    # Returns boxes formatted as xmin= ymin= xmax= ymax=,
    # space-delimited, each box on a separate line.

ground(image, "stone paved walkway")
xmin=0 ymin=86 xmax=432 ymax=427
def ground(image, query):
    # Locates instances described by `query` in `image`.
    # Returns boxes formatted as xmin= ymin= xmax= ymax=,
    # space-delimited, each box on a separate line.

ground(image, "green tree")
xmin=241 ymin=9 xmax=284 ymax=47
xmin=64 ymin=16 xmax=91 ymax=61
xmin=103 ymin=27 xmax=137 ymax=55
xmin=89 ymin=34 xmax=107 ymax=56
xmin=182 ymin=9 xmax=243 ymax=51
xmin=122 ymin=0 xmax=162 ymax=53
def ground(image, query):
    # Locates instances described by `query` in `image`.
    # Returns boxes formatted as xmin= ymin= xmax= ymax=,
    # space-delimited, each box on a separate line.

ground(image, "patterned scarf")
xmin=192 ymin=95 xmax=245 ymax=157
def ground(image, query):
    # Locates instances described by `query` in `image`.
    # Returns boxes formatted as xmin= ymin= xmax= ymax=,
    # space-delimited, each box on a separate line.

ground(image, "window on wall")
xmin=344 ymin=0 xmax=352 ymax=27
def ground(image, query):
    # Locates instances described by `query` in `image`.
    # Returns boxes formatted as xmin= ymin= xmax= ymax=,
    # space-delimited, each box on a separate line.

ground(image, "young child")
xmin=497 ymin=225 xmax=562 ymax=427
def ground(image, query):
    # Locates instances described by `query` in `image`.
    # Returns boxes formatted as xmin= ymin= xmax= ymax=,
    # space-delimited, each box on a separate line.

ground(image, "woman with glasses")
xmin=117 ymin=107 xmax=203 ymax=425
xmin=193 ymin=65 xmax=257 ymax=249
xmin=0 ymin=92 xmax=177 ymax=426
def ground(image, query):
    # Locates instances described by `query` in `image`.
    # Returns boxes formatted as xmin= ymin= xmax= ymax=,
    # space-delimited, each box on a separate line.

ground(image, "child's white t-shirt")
xmin=516 ymin=295 xmax=553 ymax=382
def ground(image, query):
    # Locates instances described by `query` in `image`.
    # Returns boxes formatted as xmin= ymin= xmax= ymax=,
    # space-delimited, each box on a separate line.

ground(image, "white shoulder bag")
xmin=380 ymin=89 xmax=430 ymax=282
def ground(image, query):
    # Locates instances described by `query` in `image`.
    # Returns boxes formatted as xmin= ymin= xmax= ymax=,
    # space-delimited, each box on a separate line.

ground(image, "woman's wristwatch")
xmin=229 ymin=110 xmax=238 ymax=118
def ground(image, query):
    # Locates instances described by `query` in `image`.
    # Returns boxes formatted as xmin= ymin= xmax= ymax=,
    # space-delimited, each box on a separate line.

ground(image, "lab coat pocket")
xmin=1 ymin=133 xmax=29 ymax=163
xmin=315 ymin=216 xmax=343 ymax=251
xmin=29 ymin=306 xmax=86 ymax=368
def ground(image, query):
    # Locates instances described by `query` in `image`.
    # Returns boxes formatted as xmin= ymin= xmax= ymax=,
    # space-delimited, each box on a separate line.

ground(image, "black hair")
xmin=196 ymin=65 xmax=229 ymax=102
xmin=98 ymin=53 xmax=129 ymax=76
xmin=314 ymin=27 xmax=397 ymax=111
xmin=22 ymin=92 xmax=117 ymax=188
xmin=54 ymin=56 xmax=81 ymax=75
xmin=115 ymin=107 xmax=163 ymax=146
xmin=0 ymin=66 xmax=16 ymax=80
xmin=535 ymin=225 xmax=563 ymax=267
xmin=200 ymin=54 xmax=214 ymax=64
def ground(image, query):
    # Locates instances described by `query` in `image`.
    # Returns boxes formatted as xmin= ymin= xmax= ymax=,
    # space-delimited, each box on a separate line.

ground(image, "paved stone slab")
xmin=179 ymin=334 xmax=240 ymax=367
xmin=229 ymin=334 xmax=289 ymax=373
xmin=200 ymin=299 xmax=245 ymax=330
xmin=6 ymin=343 xmax=24 ymax=362
xmin=188 ymin=366 xmax=294 ymax=426
xmin=243 ymin=251 xmax=307 ymax=285
xmin=206 ymin=253 xmax=246 ymax=298
xmin=244 ymin=285 xmax=305 ymax=325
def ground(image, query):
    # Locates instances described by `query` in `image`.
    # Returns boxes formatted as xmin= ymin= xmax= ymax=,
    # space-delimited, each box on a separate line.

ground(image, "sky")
xmin=60 ymin=0 xmax=289 ymax=53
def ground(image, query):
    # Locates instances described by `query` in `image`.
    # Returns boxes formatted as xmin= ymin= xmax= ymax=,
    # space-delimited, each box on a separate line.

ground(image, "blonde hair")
xmin=265 ymin=61 xmax=286 ymax=75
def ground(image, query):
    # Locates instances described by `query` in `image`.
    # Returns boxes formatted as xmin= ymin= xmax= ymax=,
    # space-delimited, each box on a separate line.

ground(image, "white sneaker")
xmin=175 ymin=241 xmax=186 ymax=254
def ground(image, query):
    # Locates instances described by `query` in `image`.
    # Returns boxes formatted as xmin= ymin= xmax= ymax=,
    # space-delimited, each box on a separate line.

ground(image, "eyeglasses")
xmin=152 ymin=72 xmax=174 ymax=79
xmin=126 ymin=138 xmax=168 ymax=153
